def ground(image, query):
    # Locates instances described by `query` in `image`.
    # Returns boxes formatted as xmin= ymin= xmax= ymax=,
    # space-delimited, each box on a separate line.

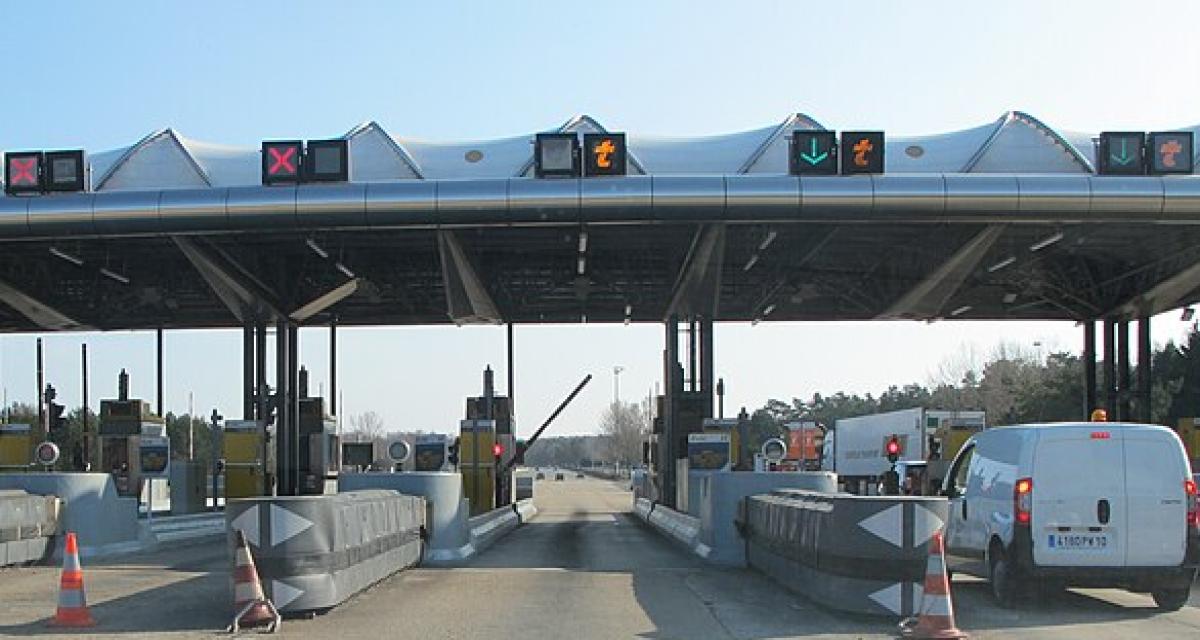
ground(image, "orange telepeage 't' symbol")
xmin=853 ymin=139 xmax=873 ymax=167
xmin=1160 ymin=139 xmax=1183 ymax=168
xmin=594 ymin=139 xmax=616 ymax=168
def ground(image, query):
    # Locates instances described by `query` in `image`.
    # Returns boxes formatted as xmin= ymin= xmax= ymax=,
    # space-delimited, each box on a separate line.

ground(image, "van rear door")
xmin=1122 ymin=427 xmax=1187 ymax=567
xmin=1031 ymin=426 xmax=1126 ymax=567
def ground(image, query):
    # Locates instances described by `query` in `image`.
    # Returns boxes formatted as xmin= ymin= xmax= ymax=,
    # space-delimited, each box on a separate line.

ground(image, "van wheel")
xmin=990 ymin=553 xmax=1018 ymax=608
xmin=1151 ymin=587 xmax=1189 ymax=612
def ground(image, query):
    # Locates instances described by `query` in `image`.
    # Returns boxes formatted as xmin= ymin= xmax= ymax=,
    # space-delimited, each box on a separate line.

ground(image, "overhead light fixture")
xmin=1029 ymin=231 xmax=1064 ymax=252
xmin=763 ymin=303 xmax=777 ymax=317
xmin=950 ymin=305 xmax=972 ymax=317
xmin=743 ymin=254 xmax=759 ymax=272
xmin=100 ymin=268 xmax=129 ymax=284
xmin=577 ymin=256 xmax=586 ymax=275
xmin=306 ymin=238 xmax=329 ymax=259
xmin=335 ymin=262 xmax=355 ymax=279
xmin=987 ymin=256 xmax=1016 ymax=273
xmin=49 ymin=247 xmax=83 ymax=266
xmin=759 ymin=230 xmax=778 ymax=252
xmin=1183 ymin=308 xmax=1195 ymax=322
xmin=1003 ymin=293 xmax=1018 ymax=304
xmin=578 ymin=231 xmax=588 ymax=253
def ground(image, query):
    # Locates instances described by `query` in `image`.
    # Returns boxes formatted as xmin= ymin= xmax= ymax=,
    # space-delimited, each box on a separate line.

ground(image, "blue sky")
xmin=1 ymin=1 xmax=1198 ymax=435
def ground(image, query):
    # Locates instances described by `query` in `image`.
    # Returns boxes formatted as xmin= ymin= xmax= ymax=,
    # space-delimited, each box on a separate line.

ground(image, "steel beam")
xmin=290 ymin=279 xmax=359 ymax=323
xmin=664 ymin=225 xmax=726 ymax=321
xmin=1110 ymin=257 xmax=1200 ymax=319
xmin=173 ymin=236 xmax=284 ymax=322
xmin=878 ymin=225 xmax=1005 ymax=320
xmin=437 ymin=230 xmax=502 ymax=324
xmin=0 ymin=276 xmax=90 ymax=331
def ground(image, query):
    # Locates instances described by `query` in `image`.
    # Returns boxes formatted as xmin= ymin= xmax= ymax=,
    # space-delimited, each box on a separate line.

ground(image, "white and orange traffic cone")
xmin=899 ymin=531 xmax=968 ymax=639
xmin=49 ymin=531 xmax=95 ymax=628
xmin=228 ymin=529 xmax=280 ymax=633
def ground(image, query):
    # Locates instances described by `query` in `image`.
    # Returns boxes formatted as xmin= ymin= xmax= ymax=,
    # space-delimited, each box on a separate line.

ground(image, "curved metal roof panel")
xmin=3 ymin=111 xmax=1199 ymax=194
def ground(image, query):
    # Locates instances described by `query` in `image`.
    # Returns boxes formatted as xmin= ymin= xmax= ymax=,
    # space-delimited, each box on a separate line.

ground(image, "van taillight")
xmin=1186 ymin=479 xmax=1198 ymax=528
xmin=1014 ymin=477 xmax=1033 ymax=526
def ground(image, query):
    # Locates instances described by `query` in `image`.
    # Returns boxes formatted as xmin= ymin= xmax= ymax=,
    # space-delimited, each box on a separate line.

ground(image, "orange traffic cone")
xmin=899 ymin=531 xmax=968 ymax=639
xmin=228 ymin=529 xmax=280 ymax=633
xmin=49 ymin=532 xmax=95 ymax=628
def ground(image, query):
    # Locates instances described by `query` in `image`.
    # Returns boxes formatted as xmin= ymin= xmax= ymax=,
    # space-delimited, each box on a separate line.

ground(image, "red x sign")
xmin=9 ymin=157 xmax=37 ymax=185
xmin=268 ymin=146 xmax=297 ymax=175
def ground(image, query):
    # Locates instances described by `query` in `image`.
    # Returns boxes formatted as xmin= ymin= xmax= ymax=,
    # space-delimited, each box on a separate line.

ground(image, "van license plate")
xmin=1048 ymin=533 xmax=1109 ymax=550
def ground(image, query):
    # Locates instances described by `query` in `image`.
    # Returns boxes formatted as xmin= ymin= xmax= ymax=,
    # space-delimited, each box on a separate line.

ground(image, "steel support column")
xmin=330 ymin=319 xmax=338 ymax=416
xmin=1118 ymin=320 xmax=1131 ymax=421
xmin=255 ymin=323 xmax=267 ymax=422
xmin=288 ymin=324 xmax=300 ymax=495
xmin=275 ymin=320 xmax=291 ymax=496
xmin=1083 ymin=321 xmax=1097 ymax=419
xmin=243 ymin=323 xmax=254 ymax=420
xmin=507 ymin=323 xmax=515 ymax=417
xmin=662 ymin=316 xmax=680 ymax=509
xmin=156 ymin=328 xmax=164 ymax=417
xmin=688 ymin=319 xmax=698 ymax=392
xmin=1137 ymin=317 xmax=1152 ymax=423
xmin=1103 ymin=319 xmax=1116 ymax=418
xmin=700 ymin=316 xmax=714 ymax=416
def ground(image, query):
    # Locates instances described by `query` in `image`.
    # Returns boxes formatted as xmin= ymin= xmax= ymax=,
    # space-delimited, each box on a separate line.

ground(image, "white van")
xmin=941 ymin=422 xmax=1199 ymax=610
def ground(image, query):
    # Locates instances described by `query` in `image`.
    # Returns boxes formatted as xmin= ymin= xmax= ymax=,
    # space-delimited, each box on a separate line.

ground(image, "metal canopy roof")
xmin=1 ymin=111 xmax=1200 ymax=333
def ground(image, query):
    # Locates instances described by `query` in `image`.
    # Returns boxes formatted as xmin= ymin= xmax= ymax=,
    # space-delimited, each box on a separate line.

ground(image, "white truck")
xmin=824 ymin=407 xmax=985 ymax=494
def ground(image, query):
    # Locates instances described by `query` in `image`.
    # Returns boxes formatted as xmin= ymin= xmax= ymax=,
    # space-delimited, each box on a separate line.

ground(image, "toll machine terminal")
xmin=223 ymin=419 xmax=274 ymax=499
xmin=296 ymin=395 xmax=338 ymax=495
xmin=98 ymin=370 xmax=166 ymax=497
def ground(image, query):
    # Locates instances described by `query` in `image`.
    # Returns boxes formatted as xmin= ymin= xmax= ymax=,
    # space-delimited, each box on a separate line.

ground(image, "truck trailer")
xmin=824 ymin=407 xmax=985 ymax=494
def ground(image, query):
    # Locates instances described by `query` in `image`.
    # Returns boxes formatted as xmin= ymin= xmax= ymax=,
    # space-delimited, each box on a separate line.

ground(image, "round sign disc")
xmin=34 ymin=441 xmax=60 ymax=466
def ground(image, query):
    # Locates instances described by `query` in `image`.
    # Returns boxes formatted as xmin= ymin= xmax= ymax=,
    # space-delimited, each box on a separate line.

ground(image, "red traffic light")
xmin=492 ymin=442 xmax=504 ymax=457
xmin=885 ymin=438 xmax=900 ymax=456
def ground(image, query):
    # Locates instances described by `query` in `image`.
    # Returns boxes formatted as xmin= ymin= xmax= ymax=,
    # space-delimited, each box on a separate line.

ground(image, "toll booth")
xmin=223 ymin=420 xmax=274 ymax=499
xmin=460 ymin=419 xmax=496 ymax=516
xmin=413 ymin=434 xmax=452 ymax=472
xmin=297 ymin=398 xmax=338 ymax=495
xmin=98 ymin=372 xmax=166 ymax=497
xmin=464 ymin=366 xmax=516 ymax=507
xmin=0 ymin=424 xmax=32 ymax=471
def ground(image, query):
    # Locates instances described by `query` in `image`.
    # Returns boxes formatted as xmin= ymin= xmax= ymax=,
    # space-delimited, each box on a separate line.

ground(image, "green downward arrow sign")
xmin=1111 ymin=138 xmax=1135 ymax=166
xmin=800 ymin=138 xmax=829 ymax=165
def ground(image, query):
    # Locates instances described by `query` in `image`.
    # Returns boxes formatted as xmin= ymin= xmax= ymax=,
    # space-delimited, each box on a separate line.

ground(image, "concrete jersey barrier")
xmin=225 ymin=490 xmax=425 ymax=613
xmin=0 ymin=473 xmax=141 ymax=559
xmin=742 ymin=489 xmax=949 ymax=618
xmin=0 ymin=489 xmax=60 ymax=566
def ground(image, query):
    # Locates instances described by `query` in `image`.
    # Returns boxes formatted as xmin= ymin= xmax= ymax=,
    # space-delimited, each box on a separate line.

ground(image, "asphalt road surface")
xmin=1 ymin=475 xmax=1197 ymax=638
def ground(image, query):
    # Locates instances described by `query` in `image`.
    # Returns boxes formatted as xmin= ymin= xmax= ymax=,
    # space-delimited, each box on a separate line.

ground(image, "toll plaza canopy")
xmin=2 ymin=110 xmax=1200 ymax=332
